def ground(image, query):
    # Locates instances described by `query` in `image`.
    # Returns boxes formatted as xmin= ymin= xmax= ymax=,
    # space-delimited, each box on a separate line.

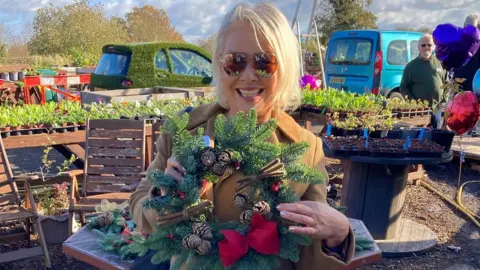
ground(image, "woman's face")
xmin=219 ymin=22 xmax=279 ymax=119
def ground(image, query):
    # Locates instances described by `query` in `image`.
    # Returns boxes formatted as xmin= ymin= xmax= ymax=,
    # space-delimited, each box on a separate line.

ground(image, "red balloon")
xmin=446 ymin=91 xmax=480 ymax=135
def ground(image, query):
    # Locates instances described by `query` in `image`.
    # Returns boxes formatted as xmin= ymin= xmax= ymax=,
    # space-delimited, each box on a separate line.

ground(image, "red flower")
xmin=167 ymin=233 xmax=175 ymax=240
xmin=178 ymin=191 xmax=185 ymax=199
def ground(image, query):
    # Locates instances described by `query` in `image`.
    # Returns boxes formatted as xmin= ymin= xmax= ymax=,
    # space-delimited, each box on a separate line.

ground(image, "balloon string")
xmin=457 ymin=136 xmax=465 ymax=190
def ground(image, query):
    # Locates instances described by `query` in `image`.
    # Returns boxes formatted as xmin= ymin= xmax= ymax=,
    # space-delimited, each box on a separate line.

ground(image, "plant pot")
xmin=400 ymin=129 xmax=419 ymax=139
xmin=35 ymin=213 xmax=79 ymax=244
xmin=12 ymin=126 xmax=21 ymax=131
xmin=432 ymin=130 xmax=455 ymax=152
xmin=370 ymin=130 xmax=389 ymax=138
xmin=386 ymin=130 xmax=402 ymax=139
xmin=1 ymin=126 xmax=11 ymax=132
xmin=61 ymin=122 xmax=68 ymax=127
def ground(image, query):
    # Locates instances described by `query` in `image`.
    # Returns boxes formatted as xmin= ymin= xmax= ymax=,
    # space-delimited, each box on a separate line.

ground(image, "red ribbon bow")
xmin=218 ymin=213 xmax=280 ymax=267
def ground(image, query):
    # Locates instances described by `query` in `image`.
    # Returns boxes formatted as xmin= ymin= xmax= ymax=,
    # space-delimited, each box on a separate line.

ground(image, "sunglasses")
xmin=221 ymin=52 xmax=278 ymax=77
xmin=421 ymin=44 xmax=433 ymax=48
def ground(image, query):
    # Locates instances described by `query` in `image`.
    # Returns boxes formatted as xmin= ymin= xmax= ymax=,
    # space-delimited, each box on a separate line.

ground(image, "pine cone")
xmin=195 ymin=240 xmax=212 ymax=255
xmin=104 ymin=211 xmax=114 ymax=226
xmin=192 ymin=223 xmax=213 ymax=240
xmin=211 ymin=162 xmax=227 ymax=176
xmin=240 ymin=209 xmax=253 ymax=224
xmin=98 ymin=215 xmax=106 ymax=227
xmin=217 ymin=150 xmax=233 ymax=163
xmin=253 ymin=201 xmax=271 ymax=216
xmin=182 ymin=234 xmax=202 ymax=249
xmin=201 ymin=149 xmax=216 ymax=167
xmin=233 ymin=193 xmax=249 ymax=209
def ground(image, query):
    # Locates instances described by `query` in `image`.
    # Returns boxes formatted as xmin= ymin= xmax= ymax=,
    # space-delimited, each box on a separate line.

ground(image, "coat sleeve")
xmin=400 ymin=63 xmax=415 ymax=99
xmin=294 ymin=137 xmax=355 ymax=270
xmin=129 ymin=132 xmax=173 ymax=234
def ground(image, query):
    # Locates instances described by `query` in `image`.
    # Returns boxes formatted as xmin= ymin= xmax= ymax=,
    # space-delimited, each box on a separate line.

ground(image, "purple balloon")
xmin=433 ymin=24 xmax=480 ymax=70
xmin=300 ymin=74 xmax=320 ymax=89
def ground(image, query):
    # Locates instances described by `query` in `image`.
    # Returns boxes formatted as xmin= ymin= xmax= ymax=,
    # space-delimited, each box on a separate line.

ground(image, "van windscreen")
xmin=328 ymin=38 xmax=372 ymax=65
xmin=94 ymin=53 xmax=131 ymax=76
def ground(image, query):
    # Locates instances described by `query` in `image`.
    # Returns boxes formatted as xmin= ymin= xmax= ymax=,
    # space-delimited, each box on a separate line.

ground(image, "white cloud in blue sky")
xmin=0 ymin=0 xmax=478 ymax=43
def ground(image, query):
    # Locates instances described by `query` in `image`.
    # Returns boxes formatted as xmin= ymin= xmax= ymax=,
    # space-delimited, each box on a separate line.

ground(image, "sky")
xmin=0 ymin=0 xmax=478 ymax=43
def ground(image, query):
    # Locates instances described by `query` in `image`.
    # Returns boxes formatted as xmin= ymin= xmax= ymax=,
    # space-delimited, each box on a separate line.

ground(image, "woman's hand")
xmin=157 ymin=158 xmax=186 ymax=196
xmin=155 ymin=158 xmax=210 ymax=197
xmin=277 ymin=201 xmax=350 ymax=248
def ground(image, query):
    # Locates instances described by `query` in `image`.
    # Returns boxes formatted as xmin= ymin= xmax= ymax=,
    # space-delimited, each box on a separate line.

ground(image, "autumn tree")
xmin=126 ymin=5 xmax=183 ymax=42
xmin=28 ymin=0 xmax=127 ymax=65
xmin=315 ymin=0 xmax=377 ymax=45
xmin=197 ymin=34 xmax=216 ymax=54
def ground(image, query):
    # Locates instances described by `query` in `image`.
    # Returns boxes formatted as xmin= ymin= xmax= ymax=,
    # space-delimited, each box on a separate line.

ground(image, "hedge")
xmin=91 ymin=42 xmax=213 ymax=90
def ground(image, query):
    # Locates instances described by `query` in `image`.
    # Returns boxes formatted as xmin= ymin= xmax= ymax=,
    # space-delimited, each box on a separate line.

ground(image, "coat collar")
xmin=186 ymin=102 xmax=303 ymax=143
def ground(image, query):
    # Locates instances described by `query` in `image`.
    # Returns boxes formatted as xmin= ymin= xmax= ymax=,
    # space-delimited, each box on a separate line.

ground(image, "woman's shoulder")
xmin=276 ymin=111 xmax=319 ymax=145
xmin=174 ymin=101 xmax=225 ymax=131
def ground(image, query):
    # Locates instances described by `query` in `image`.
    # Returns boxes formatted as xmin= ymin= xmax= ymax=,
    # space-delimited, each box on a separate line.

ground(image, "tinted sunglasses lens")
xmin=254 ymin=53 xmax=278 ymax=76
xmin=223 ymin=53 xmax=247 ymax=76
xmin=421 ymin=44 xmax=432 ymax=48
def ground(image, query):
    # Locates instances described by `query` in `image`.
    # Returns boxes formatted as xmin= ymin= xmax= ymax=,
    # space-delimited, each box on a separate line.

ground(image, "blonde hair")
xmin=211 ymin=2 xmax=302 ymax=112
xmin=464 ymin=14 xmax=479 ymax=27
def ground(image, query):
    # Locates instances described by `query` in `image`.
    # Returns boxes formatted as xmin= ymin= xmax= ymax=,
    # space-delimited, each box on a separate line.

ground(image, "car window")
xmin=387 ymin=40 xmax=408 ymax=65
xmin=328 ymin=38 xmax=372 ymax=65
xmin=169 ymin=49 xmax=212 ymax=77
xmin=410 ymin=40 xmax=419 ymax=59
xmin=155 ymin=50 xmax=169 ymax=70
xmin=94 ymin=53 xmax=131 ymax=75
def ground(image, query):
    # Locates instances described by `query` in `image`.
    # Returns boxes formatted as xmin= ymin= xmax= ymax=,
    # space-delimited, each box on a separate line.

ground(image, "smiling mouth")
xmin=236 ymin=88 xmax=264 ymax=98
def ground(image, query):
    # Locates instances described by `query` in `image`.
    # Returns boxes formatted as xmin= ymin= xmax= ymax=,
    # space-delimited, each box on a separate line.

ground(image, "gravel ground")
xmin=1 ymin=148 xmax=479 ymax=269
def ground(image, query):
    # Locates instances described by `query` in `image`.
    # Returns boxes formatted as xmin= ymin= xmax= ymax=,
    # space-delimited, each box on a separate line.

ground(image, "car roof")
xmin=332 ymin=29 xmax=424 ymax=35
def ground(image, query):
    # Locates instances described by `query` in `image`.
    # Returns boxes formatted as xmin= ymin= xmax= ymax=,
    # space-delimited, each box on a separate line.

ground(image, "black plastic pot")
xmin=431 ymin=130 xmax=455 ymax=152
xmin=387 ymin=130 xmax=402 ymax=139
xmin=370 ymin=130 xmax=389 ymax=138
xmin=400 ymin=129 xmax=420 ymax=139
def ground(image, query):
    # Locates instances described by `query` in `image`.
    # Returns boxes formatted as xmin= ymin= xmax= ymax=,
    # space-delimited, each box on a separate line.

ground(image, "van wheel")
xmin=388 ymin=91 xmax=404 ymax=100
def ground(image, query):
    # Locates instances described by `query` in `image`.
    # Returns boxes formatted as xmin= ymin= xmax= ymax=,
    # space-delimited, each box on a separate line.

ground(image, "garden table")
xmin=63 ymin=218 xmax=381 ymax=270
xmin=325 ymin=147 xmax=453 ymax=257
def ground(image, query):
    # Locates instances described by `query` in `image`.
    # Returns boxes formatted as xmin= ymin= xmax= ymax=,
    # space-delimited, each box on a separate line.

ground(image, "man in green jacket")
xmin=400 ymin=34 xmax=448 ymax=128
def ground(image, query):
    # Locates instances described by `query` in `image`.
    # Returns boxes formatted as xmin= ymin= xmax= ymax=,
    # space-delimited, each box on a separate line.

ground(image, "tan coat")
xmin=130 ymin=102 xmax=355 ymax=270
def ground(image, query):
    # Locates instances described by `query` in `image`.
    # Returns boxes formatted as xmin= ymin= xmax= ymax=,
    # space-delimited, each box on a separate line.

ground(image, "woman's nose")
xmin=240 ymin=61 xmax=258 ymax=81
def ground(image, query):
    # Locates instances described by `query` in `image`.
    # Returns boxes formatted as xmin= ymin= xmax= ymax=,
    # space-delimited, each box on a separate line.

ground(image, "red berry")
xmin=178 ymin=191 xmax=185 ymax=199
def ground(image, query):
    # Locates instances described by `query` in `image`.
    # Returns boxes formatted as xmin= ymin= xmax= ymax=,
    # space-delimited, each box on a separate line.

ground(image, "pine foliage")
xmin=127 ymin=109 xmax=326 ymax=269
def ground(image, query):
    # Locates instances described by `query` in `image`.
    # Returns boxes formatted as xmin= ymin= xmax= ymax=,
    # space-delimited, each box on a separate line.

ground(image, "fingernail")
xmin=276 ymin=205 xmax=281 ymax=210
xmin=289 ymin=227 xmax=295 ymax=232
xmin=280 ymin=211 xmax=286 ymax=217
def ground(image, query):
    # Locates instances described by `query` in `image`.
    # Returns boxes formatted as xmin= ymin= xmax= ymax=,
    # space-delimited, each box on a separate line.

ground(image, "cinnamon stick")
xmin=157 ymin=201 xmax=212 ymax=227
xmin=235 ymin=158 xmax=285 ymax=192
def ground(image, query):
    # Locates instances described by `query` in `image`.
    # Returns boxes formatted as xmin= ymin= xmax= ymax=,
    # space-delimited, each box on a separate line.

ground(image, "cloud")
xmin=0 ymin=0 xmax=479 ymax=43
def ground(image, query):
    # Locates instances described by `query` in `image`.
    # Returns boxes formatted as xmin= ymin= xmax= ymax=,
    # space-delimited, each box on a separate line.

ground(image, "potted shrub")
xmin=32 ymin=147 xmax=79 ymax=244
xmin=35 ymin=182 xmax=79 ymax=244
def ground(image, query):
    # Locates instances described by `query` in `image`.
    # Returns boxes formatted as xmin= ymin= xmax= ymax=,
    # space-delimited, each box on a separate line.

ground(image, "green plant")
xmin=36 ymin=182 xmax=69 ymax=216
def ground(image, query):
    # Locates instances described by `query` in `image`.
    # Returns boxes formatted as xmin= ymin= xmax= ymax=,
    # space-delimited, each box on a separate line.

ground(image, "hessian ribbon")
xmin=218 ymin=213 xmax=280 ymax=267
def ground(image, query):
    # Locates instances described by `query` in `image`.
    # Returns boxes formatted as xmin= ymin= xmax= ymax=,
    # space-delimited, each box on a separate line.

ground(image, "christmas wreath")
xmin=127 ymin=109 xmax=326 ymax=269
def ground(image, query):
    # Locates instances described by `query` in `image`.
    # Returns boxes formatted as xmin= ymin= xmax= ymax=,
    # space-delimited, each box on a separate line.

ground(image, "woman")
xmin=130 ymin=2 xmax=354 ymax=269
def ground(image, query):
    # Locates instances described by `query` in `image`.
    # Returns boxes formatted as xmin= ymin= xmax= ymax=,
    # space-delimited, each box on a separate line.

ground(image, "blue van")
xmin=324 ymin=30 xmax=423 ymax=99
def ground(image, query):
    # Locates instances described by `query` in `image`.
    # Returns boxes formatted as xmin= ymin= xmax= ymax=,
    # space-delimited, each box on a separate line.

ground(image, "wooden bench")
xmin=63 ymin=218 xmax=381 ymax=270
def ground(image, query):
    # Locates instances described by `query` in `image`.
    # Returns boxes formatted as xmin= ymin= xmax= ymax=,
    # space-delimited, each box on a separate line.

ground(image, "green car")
xmin=90 ymin=42 xmax=213 ymax=91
